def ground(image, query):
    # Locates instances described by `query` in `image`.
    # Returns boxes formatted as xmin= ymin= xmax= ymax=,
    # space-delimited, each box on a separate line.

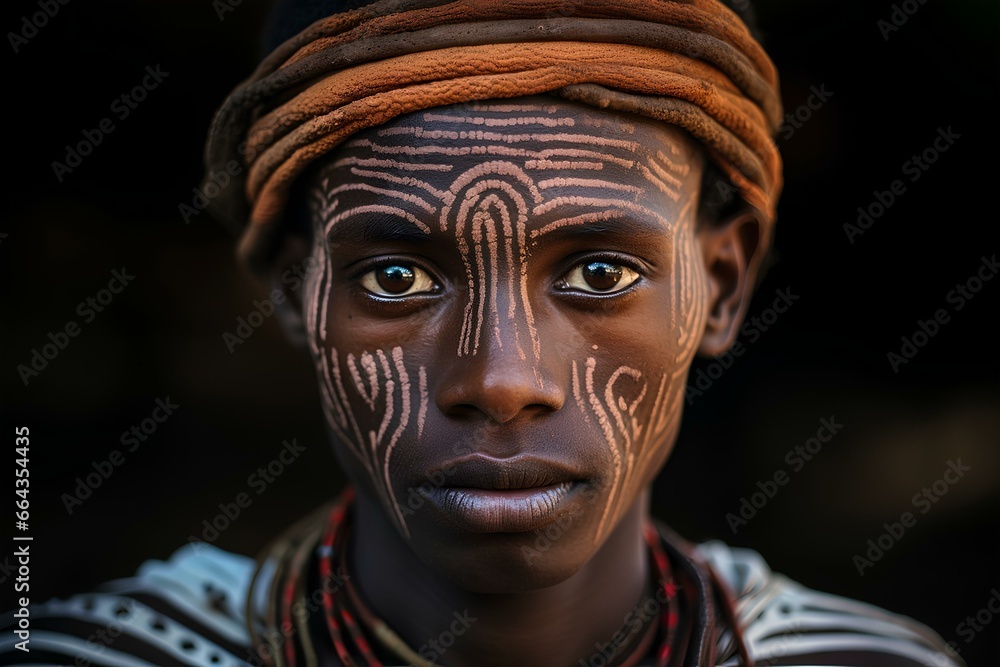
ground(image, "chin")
xmin=409 ymin=518 xmax=600 ymax=593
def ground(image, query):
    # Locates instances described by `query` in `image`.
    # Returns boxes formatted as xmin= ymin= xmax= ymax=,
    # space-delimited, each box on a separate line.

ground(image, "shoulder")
xmin=0 ymin=542 xmax=258 ymax=666
xmin=694 ymin=539 xmax=966 ymax=667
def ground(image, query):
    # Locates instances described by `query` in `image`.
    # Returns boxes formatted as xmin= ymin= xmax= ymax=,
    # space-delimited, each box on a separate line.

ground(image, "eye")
xmin=359 ymin=262 xmax=438 ymax=298
xmin=557 ymin=258 xmax=642 ymax=295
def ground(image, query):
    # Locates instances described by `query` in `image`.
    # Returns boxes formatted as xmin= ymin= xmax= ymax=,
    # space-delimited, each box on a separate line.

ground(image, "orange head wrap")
xmin=203 ymin=0 xmax=783 ymax=271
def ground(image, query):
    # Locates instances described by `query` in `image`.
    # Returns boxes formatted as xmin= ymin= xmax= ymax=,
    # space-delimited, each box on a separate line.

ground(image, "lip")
xmin=420 ymin=454 xmax=588 ymax=533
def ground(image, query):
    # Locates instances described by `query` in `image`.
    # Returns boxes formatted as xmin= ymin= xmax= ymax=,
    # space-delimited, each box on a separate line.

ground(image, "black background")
xmin=2 ymin=0 xmax=998 ymax=664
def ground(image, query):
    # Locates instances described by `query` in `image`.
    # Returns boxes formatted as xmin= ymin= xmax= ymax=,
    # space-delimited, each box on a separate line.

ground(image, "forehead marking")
xmin=328 ymin=182 xmax=436 ymax=214
xmin=536 ymin=178 xmax=643 ymax=194
xmin=472 ymin=103 xmax=562 ymax=113
xmin=347 ymin=168 xmax=450 ymax=201
xmin=330 ymin=156 xmax=454 ymax=172
xmin=533 ymin=197 xmax=676 ymax=232
xmin=422 ymin=112 xmax=577 ymax=128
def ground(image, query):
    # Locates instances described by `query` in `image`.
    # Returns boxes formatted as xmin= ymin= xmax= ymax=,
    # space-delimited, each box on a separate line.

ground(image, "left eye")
xmin=557 ymin=260 xmax=641 ymax=294
xmin=360 ymin=263 xmax=438 ymax=297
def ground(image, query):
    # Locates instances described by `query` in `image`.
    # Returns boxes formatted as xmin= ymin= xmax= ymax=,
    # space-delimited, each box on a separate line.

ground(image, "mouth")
xmin=420 ymin=455 xmax=589 ymax=533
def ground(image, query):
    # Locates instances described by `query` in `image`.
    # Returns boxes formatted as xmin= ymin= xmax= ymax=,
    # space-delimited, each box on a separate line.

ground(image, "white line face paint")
xmin=302 ymin=97 xmax=708 ymax=550
xmin=576 ymin=196 xmax=707 ymax=546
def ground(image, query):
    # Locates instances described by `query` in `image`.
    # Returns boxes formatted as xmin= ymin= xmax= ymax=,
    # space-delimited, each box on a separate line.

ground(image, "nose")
xmin=435 ymin=321 xmax=565 ymax=425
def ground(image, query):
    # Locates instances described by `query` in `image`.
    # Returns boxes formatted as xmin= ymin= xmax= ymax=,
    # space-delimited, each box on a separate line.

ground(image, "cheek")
xmin=304 ymin=251 xmax=430 ymax=541
xmin=571 ymin=230 xmax=709 ymax=545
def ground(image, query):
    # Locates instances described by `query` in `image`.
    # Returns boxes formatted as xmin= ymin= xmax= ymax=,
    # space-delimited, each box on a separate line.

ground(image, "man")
xmin=0 ymin=1 xmax=965 ymax=665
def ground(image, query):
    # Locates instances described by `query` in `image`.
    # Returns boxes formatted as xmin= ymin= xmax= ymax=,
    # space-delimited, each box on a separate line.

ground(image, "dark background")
xmin=2 ymin=0 xmax=998 ymax=664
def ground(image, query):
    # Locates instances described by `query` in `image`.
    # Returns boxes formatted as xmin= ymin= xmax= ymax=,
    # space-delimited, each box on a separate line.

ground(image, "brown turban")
xmin=202 ymin=0 xmax=783 ymax=272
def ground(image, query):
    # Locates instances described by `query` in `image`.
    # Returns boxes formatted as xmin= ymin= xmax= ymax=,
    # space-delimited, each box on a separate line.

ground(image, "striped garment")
xmin=0 ymin=522 xmax=963 ymax=667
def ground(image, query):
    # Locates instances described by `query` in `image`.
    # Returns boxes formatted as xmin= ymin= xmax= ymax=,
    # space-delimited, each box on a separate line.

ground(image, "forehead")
xmin=311 ymin=96 xmax=704 ymax=244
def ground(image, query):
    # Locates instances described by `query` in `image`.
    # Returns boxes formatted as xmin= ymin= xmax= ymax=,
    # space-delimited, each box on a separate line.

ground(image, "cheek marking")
xmin=631 ymin=198 xmax=706 ymax=482
xmin=584 ymin=356 xmax=619 ymax=543
xmin=319 ymin=347 xmax=370 ymax=477
xmin=372 ymin=349 xmax=394 ymax=445
xmin=321 ymin=344 xmax=425 ymax=541
xmin=417 ymin=366 xmax=428 ymax=440
xmin=603 ymin=364 xmax=648 ymax=538
xmin=307 ymin=190 xmax=426 ymax=539
xmin=581 ymin=356 xmax=657 ymax=546
xmin=571 ymin=360 xmax=592 ymax=428
xmin=347 ymin=351 xmax=379 ymax=411
xmin=383 ymin=346 xmax=412 ymax=537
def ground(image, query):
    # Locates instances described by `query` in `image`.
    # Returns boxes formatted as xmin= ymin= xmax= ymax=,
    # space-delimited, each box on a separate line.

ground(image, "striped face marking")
xmin=303 ymin=98 xmax=708 ymax=548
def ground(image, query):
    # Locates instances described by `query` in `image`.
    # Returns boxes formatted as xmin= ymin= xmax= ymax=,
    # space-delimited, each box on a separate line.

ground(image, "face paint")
xmin=573 ymin=197 xmax=708 ymax=546
xmin=303 ymin=96 xmax=708 ymax=586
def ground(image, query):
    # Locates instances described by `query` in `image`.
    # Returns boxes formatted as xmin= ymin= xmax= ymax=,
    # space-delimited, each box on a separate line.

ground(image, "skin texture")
xmin=270 ymin=95 xmax=764 ymax=667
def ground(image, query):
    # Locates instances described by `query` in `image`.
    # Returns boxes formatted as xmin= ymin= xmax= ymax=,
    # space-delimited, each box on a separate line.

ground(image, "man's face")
xmin=301 ymin=96 xmax=709 ymax=591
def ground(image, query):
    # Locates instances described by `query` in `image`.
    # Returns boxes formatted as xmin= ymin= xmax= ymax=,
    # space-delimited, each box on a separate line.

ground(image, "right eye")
xmin=359 ymin=262 xmax=439 ymax=298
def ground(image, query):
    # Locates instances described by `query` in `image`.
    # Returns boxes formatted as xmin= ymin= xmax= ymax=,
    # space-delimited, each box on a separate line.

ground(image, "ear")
xmin=265 ymin=233 xmax=313 ymax=352
xmin=696 ymin=209 xmax=770 ymax=357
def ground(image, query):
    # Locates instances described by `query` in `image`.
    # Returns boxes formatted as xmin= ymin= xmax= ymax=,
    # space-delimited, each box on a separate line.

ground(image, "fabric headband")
xmin=202 ymin=0 xmax=783 ymax=271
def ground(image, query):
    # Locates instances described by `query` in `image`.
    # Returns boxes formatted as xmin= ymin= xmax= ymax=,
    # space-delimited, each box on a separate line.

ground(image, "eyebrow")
xmin=326 ymin=212 xmax=435 ymax=248
xmin=325 ymin=208 xmax=675 ymax=249
xmin=529 ymin=210 xmax=674 ymax=241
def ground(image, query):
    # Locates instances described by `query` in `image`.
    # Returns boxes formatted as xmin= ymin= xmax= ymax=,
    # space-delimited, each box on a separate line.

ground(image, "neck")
xmin=349 ymin=488 xmax=655 ymax=667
